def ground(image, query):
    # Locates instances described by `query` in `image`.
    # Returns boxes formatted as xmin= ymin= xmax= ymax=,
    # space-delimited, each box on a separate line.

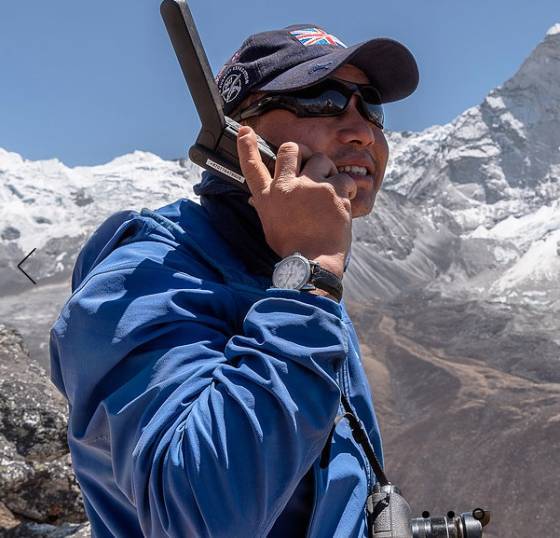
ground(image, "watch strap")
xmin=309 ymin=262 xmax=343 ymax=302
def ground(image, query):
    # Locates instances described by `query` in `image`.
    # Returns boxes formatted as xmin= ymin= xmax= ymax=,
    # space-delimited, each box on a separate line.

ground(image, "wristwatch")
xmin=271 ymin=252 xmax=343 ymax=302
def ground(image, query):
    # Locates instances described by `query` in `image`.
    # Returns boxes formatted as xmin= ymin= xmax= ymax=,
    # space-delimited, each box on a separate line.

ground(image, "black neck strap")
xmin=341 ymin=393 xmax=389 ymax=486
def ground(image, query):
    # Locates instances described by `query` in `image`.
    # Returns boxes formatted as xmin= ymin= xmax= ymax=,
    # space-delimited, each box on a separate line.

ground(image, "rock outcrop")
xmin=0 ymin=325 xmax=89 ymax=537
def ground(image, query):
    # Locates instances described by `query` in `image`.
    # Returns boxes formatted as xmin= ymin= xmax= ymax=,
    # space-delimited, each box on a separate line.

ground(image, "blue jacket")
xmin=49 ymin=196 xmax=384 ymax=537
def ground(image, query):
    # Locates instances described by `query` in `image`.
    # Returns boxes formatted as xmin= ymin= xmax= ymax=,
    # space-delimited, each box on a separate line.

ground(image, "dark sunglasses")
xmin=232 ymin=78 xmax=385 ymax=129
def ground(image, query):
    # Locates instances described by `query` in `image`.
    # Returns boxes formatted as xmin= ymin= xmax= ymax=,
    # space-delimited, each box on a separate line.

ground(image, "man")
xmin=50 ymin=23 xmax=418 ymax=537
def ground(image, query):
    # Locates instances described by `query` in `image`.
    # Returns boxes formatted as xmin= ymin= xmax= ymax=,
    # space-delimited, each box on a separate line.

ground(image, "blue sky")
xmin=0 ymin=0 xmax=558 ymax=167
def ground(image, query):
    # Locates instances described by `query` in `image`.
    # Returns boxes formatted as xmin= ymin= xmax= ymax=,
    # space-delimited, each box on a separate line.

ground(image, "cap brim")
xmin=258 ymin=38 xmax=419 ymax=104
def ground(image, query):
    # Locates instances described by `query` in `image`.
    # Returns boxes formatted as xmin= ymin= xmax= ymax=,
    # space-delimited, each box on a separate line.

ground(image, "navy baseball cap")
xmin=216 ymin=24 xmax=419 ymax=116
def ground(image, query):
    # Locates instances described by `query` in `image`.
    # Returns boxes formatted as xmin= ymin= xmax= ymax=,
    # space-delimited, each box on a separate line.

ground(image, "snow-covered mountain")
xmin=0 ymin=151 xmax=202 ymax=294
xmin=1 ymin=24 xmax=559 ymax=309
xmin=0 ymin=151 xmax=200 ymax=254
xmin=349 ymin=23 xmax=560 ymax=307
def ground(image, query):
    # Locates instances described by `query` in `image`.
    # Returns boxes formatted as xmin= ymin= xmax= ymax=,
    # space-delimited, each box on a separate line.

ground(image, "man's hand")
xmin=237 ymin=126 xmax=356 ymax=279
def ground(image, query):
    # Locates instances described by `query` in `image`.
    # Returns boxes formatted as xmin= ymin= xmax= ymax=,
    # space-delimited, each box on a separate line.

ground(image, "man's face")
xmin=250 ymin=64 xmax=389 ymax=218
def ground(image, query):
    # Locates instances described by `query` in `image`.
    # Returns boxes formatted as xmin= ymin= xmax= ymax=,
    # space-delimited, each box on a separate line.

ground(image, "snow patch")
xmin=546 ymin=23 xmax=560 ymax=36
xmin=470 ymin=203 xmax=560 ymax=246
xmin=0 ymin=148 xmax=24 ymax=171
xmin=499 ymin=111 xmax=526 ymax=139
xmin=493 ymin=246 xmax=518 ymax=264
xmin=93 ymin=150 xmax=164 ymax=170
xmin=490 ymin=230 xmax=560 ymax=294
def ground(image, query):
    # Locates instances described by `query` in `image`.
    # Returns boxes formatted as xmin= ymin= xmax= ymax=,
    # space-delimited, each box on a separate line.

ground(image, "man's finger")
xmin=301 ymin=152 xmax=339 ymax=181
xmin=302 ymin=155 xmax=356 ymax=200
xmin=237 ymin=126 xmax=272 ymax=195
xmin=274 ymin=142 xmax=313 ymax=180
xmin=330 ymin=172 xmax=358 ymax=201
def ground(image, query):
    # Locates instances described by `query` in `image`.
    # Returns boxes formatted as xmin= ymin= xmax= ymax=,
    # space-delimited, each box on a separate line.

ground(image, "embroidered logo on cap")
xmin=290 ymin=28 xmax=346 ymax=48
xmin=218 ymin=65 xmax=250 ymax=104
xmin=221 ymin=73 xmax=243 ymax=103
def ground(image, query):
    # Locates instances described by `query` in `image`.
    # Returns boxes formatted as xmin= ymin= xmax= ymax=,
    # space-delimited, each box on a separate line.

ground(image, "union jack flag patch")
xmin=290 ymin=28 xmax=347 ymax=48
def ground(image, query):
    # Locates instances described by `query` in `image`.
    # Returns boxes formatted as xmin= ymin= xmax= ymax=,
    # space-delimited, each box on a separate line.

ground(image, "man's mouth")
xmin=336 ymin=161 xmax=382 ymax=195
xmin=337 ymin=165 xmax=369 ymax=176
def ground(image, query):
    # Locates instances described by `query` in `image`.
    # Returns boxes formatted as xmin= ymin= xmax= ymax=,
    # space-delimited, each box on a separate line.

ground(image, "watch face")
xmin=273 ymin=256 xmax=310 ymax=289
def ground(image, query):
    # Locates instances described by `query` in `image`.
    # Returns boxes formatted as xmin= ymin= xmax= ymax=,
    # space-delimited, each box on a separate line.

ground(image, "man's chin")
xmin=351 ymin=193 xmax=377 ymax=218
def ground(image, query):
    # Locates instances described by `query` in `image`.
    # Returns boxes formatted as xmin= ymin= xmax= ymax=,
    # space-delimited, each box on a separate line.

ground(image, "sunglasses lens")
xmin=359 ymin=87 xmax=384 ymax=127
xmin=364 ymin=102 xmax=384 ymax=127
xmin=284 ymin=86 xmax=347 ymax=115
xmin=304 ymin=82 xmax=385 ymax=127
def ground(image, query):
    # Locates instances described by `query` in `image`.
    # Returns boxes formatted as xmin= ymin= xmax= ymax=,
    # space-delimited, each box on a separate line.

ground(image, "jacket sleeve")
xmin=50 ymin=253 xmax=349 ymax=537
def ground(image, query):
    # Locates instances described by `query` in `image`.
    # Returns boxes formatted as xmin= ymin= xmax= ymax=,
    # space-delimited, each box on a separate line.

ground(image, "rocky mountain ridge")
xmin=374 ymin=23 xmax=560 ymax=307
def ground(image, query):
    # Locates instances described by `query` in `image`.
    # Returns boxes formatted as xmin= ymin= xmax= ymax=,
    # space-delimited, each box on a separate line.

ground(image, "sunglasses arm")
xmin=234 ymin=96 xmax=278 ymax=121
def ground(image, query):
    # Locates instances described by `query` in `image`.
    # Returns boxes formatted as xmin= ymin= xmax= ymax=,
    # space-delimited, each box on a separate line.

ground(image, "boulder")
xmin=0 ymin=325 xmax=87 ymax=535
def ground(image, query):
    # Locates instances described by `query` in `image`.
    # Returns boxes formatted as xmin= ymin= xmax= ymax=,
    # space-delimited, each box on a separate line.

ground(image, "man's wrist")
xmin=309 ymin=254 xmax=344 ymax=280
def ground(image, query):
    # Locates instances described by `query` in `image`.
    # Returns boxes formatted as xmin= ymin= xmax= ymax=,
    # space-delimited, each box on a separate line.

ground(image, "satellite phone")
xmin=160 ymin=0 xmax=277 ymax=193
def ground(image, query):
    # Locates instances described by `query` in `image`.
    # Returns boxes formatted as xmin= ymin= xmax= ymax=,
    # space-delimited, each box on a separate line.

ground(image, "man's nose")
xmin=337 ymin=95 xmax=377 ymax=146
